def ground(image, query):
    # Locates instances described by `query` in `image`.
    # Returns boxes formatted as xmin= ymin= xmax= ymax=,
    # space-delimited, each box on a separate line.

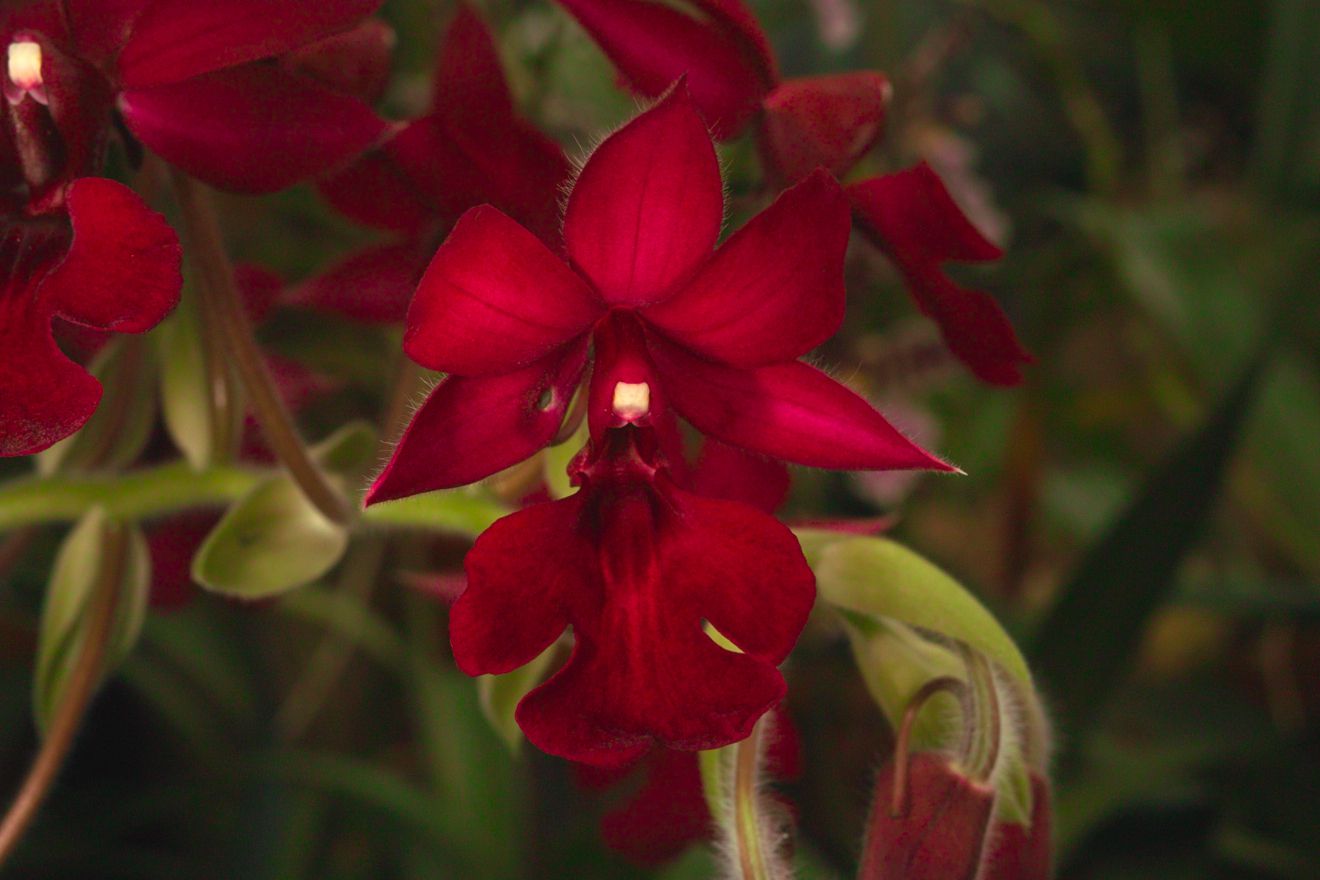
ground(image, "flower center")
xmin=6 ymin=40 xmax=46 ymax=105
xmin=611 ymin=381 xmax=650 ymax=421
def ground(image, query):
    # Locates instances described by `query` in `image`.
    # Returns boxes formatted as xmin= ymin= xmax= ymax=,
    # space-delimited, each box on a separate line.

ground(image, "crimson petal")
xmin=41 ymin=177 xmax=181 ymax=333
xmin=0 ymin=275 xmax=101 ymax=457
xmin=761 ymin=72 xmax=890 ymax=183
xmin=564 ymin=85 xmax=723 ymax=305
xmin=290 ymin=240 xmax=424 ymax=324
xmin=116 ymin=0 xmax=383 ymax=88
xmin=450 ymin=497 xmax=582 ymax=674
xmin=848 ymin=164 xmax=1032 ymax=386
xmin=405 ymin=206 xmax=602 ymax=375
xmin=120 ymin=63 xmax=386 ymax=194
xmin=506 ymin=485 xmax=809 ymax=762
xmin=365 ymin=342 xmax=588 ymax=503
xmin=643 ymin=169 xmax=849 ymax=365
xmin=430 ymin=2 xmax=513 ymax=122
xmin=317 ymin=143 xmax=437 ymax=233
xmin=650 ymin=337 xmax=953 ymax=472
xmin=284 ymin=18 xmax=395 ymax=103
xmin=555 ymin=0 xmax=769 ymax=138
xmin=63 ymin=0 xmax=149 ymax=68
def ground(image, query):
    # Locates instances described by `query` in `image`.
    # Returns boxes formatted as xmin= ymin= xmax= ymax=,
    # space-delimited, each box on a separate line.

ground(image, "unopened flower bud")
xmin=981 ymin=772 xmax=1053 ymax=880
xmin=858 ymin=752 xmax=995 ymax=880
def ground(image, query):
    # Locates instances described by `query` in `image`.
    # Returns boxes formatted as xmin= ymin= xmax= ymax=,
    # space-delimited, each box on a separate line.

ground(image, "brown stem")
xmin=169 ymin=170 xmax=350 ymax=525
xmin=890 ymin=676 xmax=966 ymax=818
xmin=0 ymin=522 xmax=126 ymax=867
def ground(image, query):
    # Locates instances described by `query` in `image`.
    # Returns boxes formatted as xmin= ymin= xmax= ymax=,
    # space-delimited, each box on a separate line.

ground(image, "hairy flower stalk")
xmin=698 ymin=714 xmax=794 ymax=880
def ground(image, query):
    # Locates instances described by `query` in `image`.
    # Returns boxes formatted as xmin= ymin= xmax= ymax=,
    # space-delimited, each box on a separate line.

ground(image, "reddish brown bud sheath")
xmin=858 ymin=752 xmax=995 ymax=880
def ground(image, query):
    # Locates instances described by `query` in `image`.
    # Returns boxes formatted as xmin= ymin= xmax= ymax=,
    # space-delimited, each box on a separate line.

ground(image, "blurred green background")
xmin=1 ymin=0 xmax=1318 ymax=877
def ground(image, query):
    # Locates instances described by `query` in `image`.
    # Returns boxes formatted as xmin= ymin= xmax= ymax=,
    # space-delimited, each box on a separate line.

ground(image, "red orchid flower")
xmin=366 ymin=85 xmax=948 ymax=505
xmin=36 ymin=0 xmax=389 ymax=193
xmin=0 ymin=22 xmax=180 ymax=460
xmin=304 ymin=2 xmax=570 ymax=323
xmin=553 ymin=0 xmax=1032 ymax=386
xmin=451 ymin=423 xmax=815 ymax=764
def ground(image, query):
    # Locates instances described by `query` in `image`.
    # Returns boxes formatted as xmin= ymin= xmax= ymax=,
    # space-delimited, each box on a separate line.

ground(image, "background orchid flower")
xmin=553 ymin=0 xmax=1032 ymax=386
xmin=57 ymin=0 xmax=389 ymax=193
xmin=366 ymin=85 xmax=949 ymax=505
xmin=303 ymin=2 xmax=570 ymax=324
xmin=0 ymin=28 xmax=181 ymax=462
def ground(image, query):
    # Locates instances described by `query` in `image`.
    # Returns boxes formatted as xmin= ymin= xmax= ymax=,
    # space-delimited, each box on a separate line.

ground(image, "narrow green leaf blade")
xmin=1029 ymin=358 xmax=1265 ymax=747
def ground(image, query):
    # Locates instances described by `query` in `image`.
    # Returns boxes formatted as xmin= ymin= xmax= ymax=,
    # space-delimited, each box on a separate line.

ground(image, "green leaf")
xmin=192 ymin=477 xmax=348 ymax=598
xmin=39 ymin=338 xmax=159 ymax=475
xmin=1029 ymin=358 xmax=1265 ymax=751
xmin=34 ymin=509 xmax=150 ymax=733
xmin=807 ymin=533 xmax=1031 ymax=686
xmin=477 ymin=643 xmax=558 ymax=753
xmin=311 ymin=420 xmax=379 ymax=480
xmin=363 ymin=489 xmax=509 ymax=536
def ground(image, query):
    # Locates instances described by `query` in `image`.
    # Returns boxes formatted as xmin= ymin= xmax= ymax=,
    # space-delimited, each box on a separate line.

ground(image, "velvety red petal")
xmin=514 ymin=481 xmax=808 ymax=762
xmin=389 ymin=114 xmax=570 ymax=247
xmin=554 ymin=0 xmax=769 ymax=138
xmin=316 ymin=143 xmax=437 ymax=233
xmin=690 ymin=439 xmax=789 ymax=513
xmin=63 ymin=0 xmax=148 ymax=68
xmin=0 ymin=261 xmax=101 ymax=457
xmin=290 ymin=240 xmax=424 ymax=324
xmin=848 ymin=164 xmax=1031 ymax=386
xmin=283 ymin=17 xmax=395 ymax=103
xmin=451 ymin=496 xmax=584 ymax=673
xmin=116 ymin=0 xmax=383 ymax=88
xmin=600 ymin=749 xmax=709 ymax=865
xmin=650 ymin=337 xmax=953 ymax=472
xmin=145 ymin=512 xmax=218 ymax=611
xmin=686 ymin=0 xmax=777 ymax=84
xmin=642 ymin=169 xmax=849 ymax=365
xmin=365 ymin=342 xmax=588 ymax=503
xmin=563 ymin=86 xmax=723 ymax=305
xmin=849 ymin=162 xmax=1002 ymax=264
xmin=430 ymin=2 xmax=513 ymax=122
xmin=41 ymin=177 xmax=181 ymax=333
xmin=859 ymin=753 xmax=995 ymax=880
xmin=120 ymin=63 xmax=387 ymax=194
xmin=761 ymin=72 xmax=890 ymax=183
xmin=405 ymin=206 xmax=601 ymax=375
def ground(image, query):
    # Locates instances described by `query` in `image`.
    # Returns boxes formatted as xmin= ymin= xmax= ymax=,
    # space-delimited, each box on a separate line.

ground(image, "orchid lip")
xmin=5 ymin=40 xmax=47 ymax=105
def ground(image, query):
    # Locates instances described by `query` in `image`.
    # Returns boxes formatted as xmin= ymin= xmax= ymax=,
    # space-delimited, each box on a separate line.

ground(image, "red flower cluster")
xmin=368 ymin=85 xmax=950 ymax=763
xmin=555 ymin=0 xmax=1032 ymax=384
xmin=1 ymin=0 xmax=385 ymax=456
xmin=304 ymin=3 xmax=570 ymax=323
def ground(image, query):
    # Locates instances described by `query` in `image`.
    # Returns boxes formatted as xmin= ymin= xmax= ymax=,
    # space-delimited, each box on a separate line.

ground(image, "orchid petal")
xmin=117 ymin=0 xmax=383 ymax=88
xmin=405 ymin=206 xmax=601 ymax=376
xmin=643 ymin=169 xmax=849 ymax=365
xmin=650 ymin=337 xmax=953 ymax=472
xmin=121 ymin=62 xmax=386 ymax=194
xmin=41 ymin=177 xmax=180 ymax=333
xmin=564 ymin=85 xmax=722 ymax=305
xmin=555 ymin=0 xmax=769 ymax=138
xmin=365 ymin=341 xmax=588 ymax=503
